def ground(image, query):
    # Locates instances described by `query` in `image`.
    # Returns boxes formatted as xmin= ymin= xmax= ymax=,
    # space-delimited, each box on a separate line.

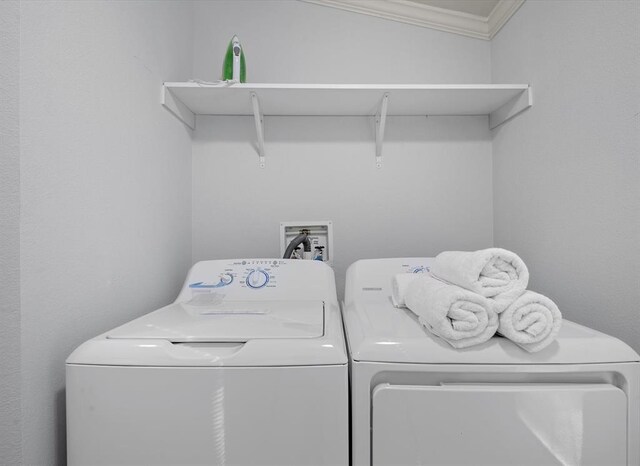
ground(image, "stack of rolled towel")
xmin=391 ymin=248 xmax=562 ymax=352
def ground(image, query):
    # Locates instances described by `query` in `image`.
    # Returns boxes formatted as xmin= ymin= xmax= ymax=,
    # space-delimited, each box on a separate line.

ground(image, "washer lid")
xmin=106 ymin=300 xmax=324 ymax=342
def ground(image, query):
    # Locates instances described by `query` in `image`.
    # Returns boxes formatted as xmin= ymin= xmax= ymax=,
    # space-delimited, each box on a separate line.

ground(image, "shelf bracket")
xmin=375 ymin=93 xmax=389 ymax=168
xmin=251 ymin=92 xmax=266 ymax=168
xmin=489 ymin=86 xmax=533 ymax=130
xmin=161 ymin=85 xmax=195 ymax=130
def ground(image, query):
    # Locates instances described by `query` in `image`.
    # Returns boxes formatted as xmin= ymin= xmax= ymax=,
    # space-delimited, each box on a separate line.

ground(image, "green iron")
xmin=222 ymin=35 xmax=246 ymax=83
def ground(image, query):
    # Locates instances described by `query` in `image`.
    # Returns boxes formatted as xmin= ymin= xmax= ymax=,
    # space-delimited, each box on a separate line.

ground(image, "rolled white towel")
xmin=391 ymin=273 xmax=423 ymax=308
xmin=498 ymin=291 xmax=562 ymax=353
xmin=405 ymin=274 xmax=498 ymax=349
xmin=431 ymin=248 xmax=529 ymax=312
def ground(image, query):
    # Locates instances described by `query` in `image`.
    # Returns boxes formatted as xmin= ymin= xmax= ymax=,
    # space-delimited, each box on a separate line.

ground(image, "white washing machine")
xmin=343 ymin=258 xmax=640 ymax=466
xmin=67 ymin=259 xmax=348 ymax=466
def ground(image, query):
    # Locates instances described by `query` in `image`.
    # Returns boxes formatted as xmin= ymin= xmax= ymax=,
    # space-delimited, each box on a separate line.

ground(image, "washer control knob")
xmin=220 ymin=273 xmax=233 ymax=285
xmin=246 ymin=269 xmax=269 ymax=289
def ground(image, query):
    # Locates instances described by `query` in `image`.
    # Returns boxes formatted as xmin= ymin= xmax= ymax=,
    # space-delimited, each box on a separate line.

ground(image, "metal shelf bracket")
xmin=375 ymin=93 xmax=389 ymax=168
xmin=251 ymin=92 xmax=266 ymax=168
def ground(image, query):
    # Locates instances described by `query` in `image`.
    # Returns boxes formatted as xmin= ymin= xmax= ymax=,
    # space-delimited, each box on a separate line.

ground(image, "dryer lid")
xmin=343 ymin=258 xmax=639 ymax=365
xmin=106 ymin=300 xmax=324 ymax=342
xmin=344 ymin=299 xmax=640 ymax=365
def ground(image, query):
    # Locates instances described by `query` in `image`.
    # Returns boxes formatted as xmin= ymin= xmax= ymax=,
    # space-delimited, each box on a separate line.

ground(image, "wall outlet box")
xmin=280 ymin=221 xmax=334 ymax=266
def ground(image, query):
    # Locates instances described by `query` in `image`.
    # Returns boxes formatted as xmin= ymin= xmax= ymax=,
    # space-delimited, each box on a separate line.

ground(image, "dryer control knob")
xmin=246 ymin=269 xmax=269 ymax=289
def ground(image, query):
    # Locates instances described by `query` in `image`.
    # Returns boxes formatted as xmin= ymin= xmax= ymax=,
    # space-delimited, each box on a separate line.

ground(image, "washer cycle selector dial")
xmin=246 ymin=269 xmax=269 ymax=289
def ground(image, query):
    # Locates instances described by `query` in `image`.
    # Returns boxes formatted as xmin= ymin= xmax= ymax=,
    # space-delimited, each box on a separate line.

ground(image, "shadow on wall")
xmin=193 ymin=115 xmax=491 ymax=146
xmin=56 ymin=389 xmax=66 ymax=466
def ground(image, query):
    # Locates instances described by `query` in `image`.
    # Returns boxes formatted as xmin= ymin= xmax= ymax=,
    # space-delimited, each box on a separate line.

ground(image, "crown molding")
xmin=488 ymin=0 xmax=525 ymax=38
xmin=301 ymin=0 xmax=525 ymax=41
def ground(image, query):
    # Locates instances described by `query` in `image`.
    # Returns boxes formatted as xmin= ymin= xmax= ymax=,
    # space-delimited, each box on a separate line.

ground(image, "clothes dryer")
xmin=343 ymin=258 xmax=639 ymax=466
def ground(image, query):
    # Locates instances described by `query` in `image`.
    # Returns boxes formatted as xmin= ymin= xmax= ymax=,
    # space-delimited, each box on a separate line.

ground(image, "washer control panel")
xmin=239 ymin=260 xmax=280 ymax=290
xmin=181 ymin=259 xmax=332 ymax=301
xmin=189 ymin=260 xmax=281 ymax=291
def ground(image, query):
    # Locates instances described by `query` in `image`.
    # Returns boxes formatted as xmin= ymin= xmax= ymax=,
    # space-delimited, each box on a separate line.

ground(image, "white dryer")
xmin=343 ymin=258 xmax=640 ymax=466
xmin=67 ymin=259 xmax=348 ymax=466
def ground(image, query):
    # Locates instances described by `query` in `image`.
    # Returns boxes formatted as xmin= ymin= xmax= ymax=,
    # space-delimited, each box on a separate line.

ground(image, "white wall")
xmin=491 ymin=1 xmax=640 ymax=351
xmin=19 ymin=1 xmax=194 ymax=464
xmin=193 ymin=1 xmax=491 ymax=84
xmin=0 ymin=2 xmax=22 ymax=464
xmin=191 ymin=0 xmax=494 ymax=295
xmin=12 ymin=1 xmax=639 ymax=463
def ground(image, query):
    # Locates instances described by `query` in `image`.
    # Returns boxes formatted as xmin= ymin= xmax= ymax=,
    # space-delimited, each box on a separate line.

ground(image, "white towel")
xmin=405 ymin=274 xmax=498 ymax=349
xmin=498 ymin=291 xmax=562 ymax=353
xmin=431 ymin=248 xmax=529 ymax=313
xmin=391 ymin=274 xmax=423 ymax=308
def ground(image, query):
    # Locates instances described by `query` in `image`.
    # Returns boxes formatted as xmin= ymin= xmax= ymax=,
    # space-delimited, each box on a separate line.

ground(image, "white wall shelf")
xmin=162 ymin=82 xmax=532 ymax=167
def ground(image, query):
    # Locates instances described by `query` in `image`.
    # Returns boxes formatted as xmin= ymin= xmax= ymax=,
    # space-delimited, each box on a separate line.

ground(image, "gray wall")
xmin=19 ymin=1 xmax=194 ymax=464
xmin=0 ymin=1 xmax=22 ymax=464
xmin=491 ymin=0 xmax=640 ymax=351
xmin=191 ymin=0 xmax=494 ymax=295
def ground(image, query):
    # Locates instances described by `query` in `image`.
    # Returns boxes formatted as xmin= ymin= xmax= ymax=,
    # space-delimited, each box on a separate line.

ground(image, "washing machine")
xmin=343 ymin=258 xmax=640 ymax=466
xmin=66 ymin=259 xmax=348 ymax=466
